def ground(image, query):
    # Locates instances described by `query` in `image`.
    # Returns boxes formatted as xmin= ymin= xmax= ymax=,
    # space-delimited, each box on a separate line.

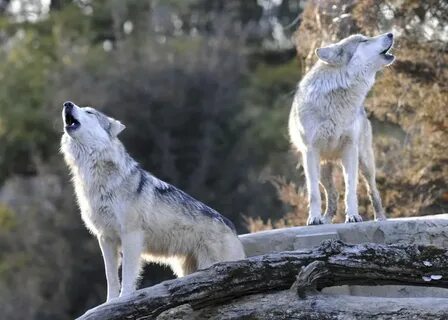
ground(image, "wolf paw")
xmin=345 ymin=214 xmax=363 ymax=223
xmin=307 ymin=216 xmax=324 ymax=226
xmin=375 ymin=214 xmax=387 ymax=222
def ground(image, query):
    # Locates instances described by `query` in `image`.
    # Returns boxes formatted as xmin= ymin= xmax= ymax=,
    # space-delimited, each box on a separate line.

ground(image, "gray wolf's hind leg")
xmin=320 ymin=162 xmax=338 ymax=224
xmin=181 ymin=254 xmax=198 ymax=276
xmin=170 ymin=255 xmax=197 ymax=278
xmin=359 ymin=145 xmax=387 ymax=221
xmin=196 ymin=249 xmax=221 ymax=271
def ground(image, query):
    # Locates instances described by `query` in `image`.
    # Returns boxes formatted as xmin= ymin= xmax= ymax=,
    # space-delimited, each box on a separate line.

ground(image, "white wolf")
xmin=289 ymin=33 xmax=394 ymax=225
xmin=60 ymin=102 xmax=245 ymax=302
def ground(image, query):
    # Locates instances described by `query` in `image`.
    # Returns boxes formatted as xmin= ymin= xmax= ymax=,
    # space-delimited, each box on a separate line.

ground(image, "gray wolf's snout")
xmin=63 ymin=101 xmax=80 ymax=130
xmin=387 ymin=33 xmax=393 ymax=39
xmin=63 ymin=101 xmax=74 ymax=110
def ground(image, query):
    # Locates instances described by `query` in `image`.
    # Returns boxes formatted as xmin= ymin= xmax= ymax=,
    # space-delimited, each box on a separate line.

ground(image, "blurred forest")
xmin=0 ymin=0 xmax=446 ymax=319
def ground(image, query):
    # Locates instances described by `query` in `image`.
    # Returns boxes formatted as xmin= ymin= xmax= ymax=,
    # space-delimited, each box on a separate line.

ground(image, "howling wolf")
xmin=60 ymin=101 xmax=245 ymax=302
xmin=289 ymin=33 xmax=394 ymax=225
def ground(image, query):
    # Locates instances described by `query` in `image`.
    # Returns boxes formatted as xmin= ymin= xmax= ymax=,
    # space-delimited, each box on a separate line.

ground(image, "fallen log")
xmin=156 ymin=291 xmax=448 ymax=320
xmin=78 ymin=240 xmax=448 ymax=320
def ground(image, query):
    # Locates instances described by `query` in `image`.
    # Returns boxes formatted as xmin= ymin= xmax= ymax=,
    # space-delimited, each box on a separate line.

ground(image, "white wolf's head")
xmin=62 ymin=101 xmax=125 ymax=147
xmin=315 ymin=33 xmax=395 ymax=73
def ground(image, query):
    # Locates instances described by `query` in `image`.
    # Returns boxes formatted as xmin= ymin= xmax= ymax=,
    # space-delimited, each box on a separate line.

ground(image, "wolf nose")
xmin=63 ymin=101 xmax=74 ymax=110
xmin=387 ymin=33 xmax=393 ymax=39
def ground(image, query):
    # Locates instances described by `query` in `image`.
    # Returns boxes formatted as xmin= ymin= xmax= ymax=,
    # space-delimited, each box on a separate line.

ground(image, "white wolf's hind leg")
xmin=341 ymin=144 xmax=362 ymax=223
xmin=360 ymin=145 xmax=387 ymax=221
xmin=120 ymin=231 xmax=144 ymax=297
xmin=320 ymin=162 xmax=338 ymax=224
xmin=98 ymin=236 xmax=120 ymax=302
xmin=303 ymin=149 xmax=323 ymax=225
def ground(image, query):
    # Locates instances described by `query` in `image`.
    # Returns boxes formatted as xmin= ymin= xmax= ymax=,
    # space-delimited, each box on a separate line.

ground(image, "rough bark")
xmin=156 ymin=291 xmax=448 ymax=320
xmin=77 ymin=240 xmax=448 ymax=320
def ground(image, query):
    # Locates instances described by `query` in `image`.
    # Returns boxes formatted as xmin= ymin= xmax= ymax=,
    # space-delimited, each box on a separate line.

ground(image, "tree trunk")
xmin=77 ymin=240 xmax=448 ymax=320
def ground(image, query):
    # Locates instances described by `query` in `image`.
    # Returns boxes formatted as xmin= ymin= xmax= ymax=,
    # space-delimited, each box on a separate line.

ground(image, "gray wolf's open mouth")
xmin=64 ymin=109 xmax=80 ymax=130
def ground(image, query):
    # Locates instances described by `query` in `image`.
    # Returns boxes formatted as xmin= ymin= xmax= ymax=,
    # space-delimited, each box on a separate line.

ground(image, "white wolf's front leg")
xmin=120 ymin=231 xmax=144 ymax=297
xmin=302 ymin=149 xmax=323 ymax=225
xmin=98 ymin=236 xmax=120 ymax=302
xmin=341 ymin=144 xmax=362 ymax=223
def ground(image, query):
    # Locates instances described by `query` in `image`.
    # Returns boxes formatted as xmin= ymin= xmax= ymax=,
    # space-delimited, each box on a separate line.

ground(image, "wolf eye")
xmin=86 ymin=111 xmax=94 ymax=115
xmin=360 ymin=40 xmax=368 ymax=43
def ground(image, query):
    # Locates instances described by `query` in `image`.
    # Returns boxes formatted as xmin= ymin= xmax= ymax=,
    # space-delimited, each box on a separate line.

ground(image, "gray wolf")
xmin=60 ymin=101 xmax=245 ymax=302
xmin=289 ymin=33 xmax=394 ymax=225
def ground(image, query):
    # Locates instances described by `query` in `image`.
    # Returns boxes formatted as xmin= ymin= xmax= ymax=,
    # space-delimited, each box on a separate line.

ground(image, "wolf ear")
xmin=315 ymin=45 xmax=342 ymax=65
xmin=108 ymin=117 xmax=126 ymax=136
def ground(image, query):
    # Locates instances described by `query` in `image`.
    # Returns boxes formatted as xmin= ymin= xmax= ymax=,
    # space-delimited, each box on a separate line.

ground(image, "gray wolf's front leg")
xmin=303 ymin=149 xmax=324 ymax=225
xmin=341 ymin=144 xmax=362 ymax=223
xmin=98 ymin=236 xmax=120 ymax=302
xmin=120 ymin=231 xmax=144 ymax=297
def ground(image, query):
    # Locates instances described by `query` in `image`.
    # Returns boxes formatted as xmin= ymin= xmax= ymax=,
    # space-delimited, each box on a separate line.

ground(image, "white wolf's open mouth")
xmin=380 ymin=43 xmax=394 ymax=60
xmin=64 ymin=109 xmax=80 ymax=130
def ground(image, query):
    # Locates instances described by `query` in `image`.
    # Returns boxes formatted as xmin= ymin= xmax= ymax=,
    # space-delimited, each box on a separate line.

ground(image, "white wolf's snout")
xmin=377 ymin=32 xmax=394 ymax=63
xmin=380 ymin=33 xmax=393 ymax=51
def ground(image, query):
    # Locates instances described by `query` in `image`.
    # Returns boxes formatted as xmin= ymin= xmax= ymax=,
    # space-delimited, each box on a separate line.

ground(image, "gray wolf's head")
xmin=315 ymin=33 xmax=395 ymax=72
xmin=62 ymin=101 xmax=125 ymax=146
